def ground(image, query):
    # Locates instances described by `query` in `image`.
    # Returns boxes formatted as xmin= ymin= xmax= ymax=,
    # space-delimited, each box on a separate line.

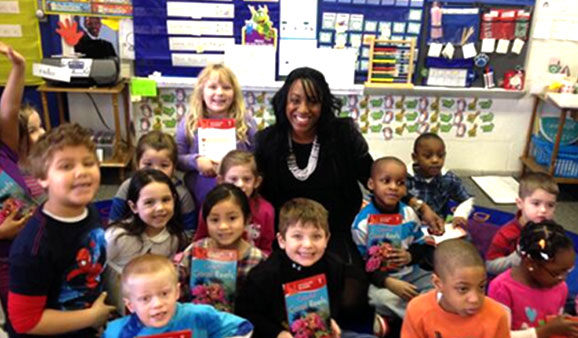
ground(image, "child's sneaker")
xmin=373 ymin=314 xmax=388 ymax=338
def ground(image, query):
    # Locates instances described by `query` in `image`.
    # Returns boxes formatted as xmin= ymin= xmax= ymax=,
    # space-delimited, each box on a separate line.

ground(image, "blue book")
xmin=0 ymin=168 xmax=37 ymax=225
xmin=283 ymin=274 xmax=332 ymax=338
xmin=190 ymin=247 xmax=237 ymax=313
xmin=365 ymin=214 xmax=406 ymax=273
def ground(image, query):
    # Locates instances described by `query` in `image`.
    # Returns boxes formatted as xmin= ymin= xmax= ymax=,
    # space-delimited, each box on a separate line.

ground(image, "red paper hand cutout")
xmin=56 ymin=19 xmax=84 ymax=46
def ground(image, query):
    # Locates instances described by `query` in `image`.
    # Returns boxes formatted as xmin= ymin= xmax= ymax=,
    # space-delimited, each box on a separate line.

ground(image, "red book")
xmin=546 ymin=315 xmax=578 ymax=338
xmin=140 ymin=330 xmax=192 ymax=338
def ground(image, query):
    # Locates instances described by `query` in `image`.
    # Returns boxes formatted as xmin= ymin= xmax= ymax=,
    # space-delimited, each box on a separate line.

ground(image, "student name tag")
xmin=198 ymin=118 xmax=236 ymax=163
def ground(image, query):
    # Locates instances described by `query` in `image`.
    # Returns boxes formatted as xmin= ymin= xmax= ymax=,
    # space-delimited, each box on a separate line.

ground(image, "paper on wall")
xmin=322 ymin=12 xmax=336 ymax=30
xmin=167 ymin=20 xmax=233 ymax=36
xmin=171 ymin=53 xmax=224 ymax=67
xmin=442 ymin=43 xmax=454 ymax=59
xmin=511 ymin=38 xmax=525 ymax=55
xmin=481 ymin=38 xmax=495 ymax=53
xmin=0 ymin=24 xmax=21 ymax=37
xmin=462 ymin=42 xmax=477 ymax=59
xmin=224 ymin=44 xmax=276 ymax=86
xmin=0 ymin=1 xmax=19 ymax=14
xmin=167 ymin=2 xmax=234 ymax=19
xmin=428 ymin=43 xmax=442 ymax=57
xmin=119 ymin=18 xmax=135 ymax=60
xmin=496 ymin=39 xmax=509 ymax=54
xmin=169 ymin=37 xmax=234 ymax=52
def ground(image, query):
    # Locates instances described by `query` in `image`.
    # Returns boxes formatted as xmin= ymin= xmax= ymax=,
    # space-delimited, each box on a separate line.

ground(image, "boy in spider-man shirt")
xmin=8 ymin=123 xmax=114 ymax=338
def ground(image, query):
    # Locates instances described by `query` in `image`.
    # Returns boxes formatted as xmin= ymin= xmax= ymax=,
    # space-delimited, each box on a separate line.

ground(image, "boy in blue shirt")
xmin=104 ymin=254 xmax=253 ymax=338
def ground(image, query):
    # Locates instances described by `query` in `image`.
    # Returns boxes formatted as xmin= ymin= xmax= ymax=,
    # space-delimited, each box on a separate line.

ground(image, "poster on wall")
xmin=0 ymin=0 xmax=44 ymax=85
xmin=43 ymin=0 xmax=132 ymax=17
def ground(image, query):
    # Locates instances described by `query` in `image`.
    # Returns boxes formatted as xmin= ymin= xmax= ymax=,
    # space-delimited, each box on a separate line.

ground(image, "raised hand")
xmin=0 ymin=41 xmax=25 ymax=66
xmin=56 ymin=18 xmax=84 ymax=46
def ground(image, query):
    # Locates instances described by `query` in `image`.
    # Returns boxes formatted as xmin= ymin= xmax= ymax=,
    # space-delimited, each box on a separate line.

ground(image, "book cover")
xmin=365 ymin=213 xmax=404 ymax=273
xmin=0 ymin=168 xmax=37 ymax=225
xmin=283 ymin=274 xmax=332 ymax=338
xmin=190 ymin=246 xmax=237 ymax=313
xmin=197 ymin=118 xmax=236 ymax=163
xmin=140 ymin=330 xmax=192 ymax=338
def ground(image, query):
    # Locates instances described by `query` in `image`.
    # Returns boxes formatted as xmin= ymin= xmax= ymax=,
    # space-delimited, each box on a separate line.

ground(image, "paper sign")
xmin=496 ymin=39 xmax=510 ymax=54
xmin=428 ymin=43 xmax=442 ymax=57
xmin=511 ymin=38 xmax=525 ymax=54
xmin=33 ymin=63 xmax=71 ymax=82
xmin=0 ymin=1 xmax=19 ymax=14
xmin=0 ymin=24 xmax=21 ymax=37
xmin=167 ymin=2 xmax=234 ymax=19
xmin=442 ymin=43 xmax=455 ymax=59
xmin=166 ymin=20 xmax=233 ymax=36
xmin=171 ymin=53 xmax=224 ymax=67
xmin=322 ymin=12 xmax=336 ymax=30
xmin=169 ymin=37 xmax=234 ymax=52
xmin=130 ymin=78 xmax=158 ymax=97
xmin=462 ymin=42 xmax=477 ymax=59
xmin=349 ymin=14 xmax=364 ymax=31
xmin=198 ymin=119 xmax=236 ymax=162
xmin=481 ymin=38 xmax=495 ymax=53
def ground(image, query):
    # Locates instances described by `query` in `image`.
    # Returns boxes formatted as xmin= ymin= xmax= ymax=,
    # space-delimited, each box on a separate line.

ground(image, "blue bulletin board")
xmin=132 ymin=0 xmax=279 ymax=77
xmin=317 ymin=0 xmax=425 ymax=84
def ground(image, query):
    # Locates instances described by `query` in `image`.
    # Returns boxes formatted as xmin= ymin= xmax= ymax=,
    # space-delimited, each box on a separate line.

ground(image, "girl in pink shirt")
xmin=489 ymin=220 xmax=578 ymax=338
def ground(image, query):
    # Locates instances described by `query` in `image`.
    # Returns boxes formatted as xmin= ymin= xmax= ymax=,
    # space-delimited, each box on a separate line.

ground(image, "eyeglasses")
xmin=540 ymin=263 xmax=574 ymax=281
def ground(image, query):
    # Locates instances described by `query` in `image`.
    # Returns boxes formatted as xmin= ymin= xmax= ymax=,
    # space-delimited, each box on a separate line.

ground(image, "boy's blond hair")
xmin=278 ymin=198 xmax=329 ymax=237
xmin=121 ymin=254 xmax=178 ymax=296
xmin=518 ymin=172 xmax=559 ymax=199
xmin=26 ymin=123 xmax=96 ymax=179
xmin=185 ymin=64 xmax=249 ymax=142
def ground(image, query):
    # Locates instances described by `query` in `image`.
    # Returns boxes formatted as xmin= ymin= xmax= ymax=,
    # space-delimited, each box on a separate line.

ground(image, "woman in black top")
xmin=255 ymin=67 xmax=442 ymax=265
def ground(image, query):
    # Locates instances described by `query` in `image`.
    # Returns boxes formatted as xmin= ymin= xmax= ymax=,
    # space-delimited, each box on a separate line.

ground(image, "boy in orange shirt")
xmin=402 ymin=239 xmax=510 ymax=338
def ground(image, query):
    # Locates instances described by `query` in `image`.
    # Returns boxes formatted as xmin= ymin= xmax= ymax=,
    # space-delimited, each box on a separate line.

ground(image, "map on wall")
xmin=43 ymin=0 xmax=132 ymax=17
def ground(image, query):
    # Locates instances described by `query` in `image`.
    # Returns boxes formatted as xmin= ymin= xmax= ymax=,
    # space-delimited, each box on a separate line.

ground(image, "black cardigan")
xmin=235 ymin=250 xmax=369 ymax=338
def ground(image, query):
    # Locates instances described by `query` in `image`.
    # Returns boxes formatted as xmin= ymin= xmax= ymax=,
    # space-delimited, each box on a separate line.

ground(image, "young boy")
xmin=486 ymin=172 xmax=558 ymax=275
xmin=236 ymin=198 xmax=373 ymax=338
xmin=402 ymin=239 xmax=511 ymax=338
xmin=103 ymin=254 xmax=253 ymax=338
xmin=407 ymin=133 xmax=474 ymax=228
xmin=8 ymin=123 xmax=113 ymax=337
xmin=352 ymin=157 xmax=434 ymax=319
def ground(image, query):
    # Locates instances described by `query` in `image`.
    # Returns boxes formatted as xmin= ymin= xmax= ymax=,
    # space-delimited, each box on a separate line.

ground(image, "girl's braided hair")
xmin=517 ymin=220 xmax=573 ymax=262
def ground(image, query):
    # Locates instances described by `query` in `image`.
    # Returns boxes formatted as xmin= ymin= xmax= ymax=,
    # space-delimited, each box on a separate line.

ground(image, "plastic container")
xmin=531 ymin=135 xmax=578 ymax=178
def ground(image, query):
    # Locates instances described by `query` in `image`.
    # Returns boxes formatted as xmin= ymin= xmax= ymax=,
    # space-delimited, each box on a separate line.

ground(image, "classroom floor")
xmin=96 ymin=169 xmax=578 ymax=233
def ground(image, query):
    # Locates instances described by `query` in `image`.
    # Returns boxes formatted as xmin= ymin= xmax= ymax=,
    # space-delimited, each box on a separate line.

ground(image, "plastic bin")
xmin=531 ymin=135 xmax=578 ymax=178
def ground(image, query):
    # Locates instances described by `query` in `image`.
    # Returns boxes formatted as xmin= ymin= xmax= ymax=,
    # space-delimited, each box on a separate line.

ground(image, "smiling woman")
xmin=255 ymin=67 xmax=373 ymax=266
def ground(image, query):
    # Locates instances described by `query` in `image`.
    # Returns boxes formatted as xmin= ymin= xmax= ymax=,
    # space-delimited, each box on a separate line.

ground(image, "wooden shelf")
xmin=101 ymin=147 xmax=133 ymax=168
xmin=519 ymin=156 xmax=578 ymax=184
xmin=37 ymin=81 xmax=126 ymax=94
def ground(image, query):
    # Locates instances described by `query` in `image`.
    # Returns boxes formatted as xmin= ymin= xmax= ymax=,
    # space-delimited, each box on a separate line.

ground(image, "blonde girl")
xmin=176 ymin=64 xmax=256 ymax=208
xmin=193 ymin=150 xmax=275 ymax=255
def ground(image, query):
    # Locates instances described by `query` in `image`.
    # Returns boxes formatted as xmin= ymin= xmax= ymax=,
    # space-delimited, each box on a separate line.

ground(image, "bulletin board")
xmin=0 ymin=0 xmax=44 ymax=85
xmin=317 ymin=0 xmax=425 ymax=84
xmin=132 ymin=0 xmax=279 ymax=78
xmin=43 ymin=0 xmax=133 ymax=17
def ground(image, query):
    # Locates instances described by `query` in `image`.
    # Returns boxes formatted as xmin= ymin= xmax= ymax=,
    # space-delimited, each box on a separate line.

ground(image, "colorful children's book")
xmin=140 ymin=330 xmax=192 ymax=338
xmin=365 ymin=213 xmax=405 ymax=273
xmin=0 ymin=168 xmax=37 ymax=225
xmin=197 ymin=118 xmax=236 ymax=163
xmin=283 ymin=274 xmax=332 ymax=338
xmin=190 ymin=246 xmax=237 ymax=313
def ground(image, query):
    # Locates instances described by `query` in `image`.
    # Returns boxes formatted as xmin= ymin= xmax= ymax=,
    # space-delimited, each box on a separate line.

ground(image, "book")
xmin=546 ymin=315 xmax=578 ymax=338
xmin=283 ymin=274 xmax=332 ymax=338
xmin=365 ymin=213 xmax=404 ymax=273
xmin=190 ymin=246 xmax=237 ymax=313
xmin=140 ymin=330 xmax=192 ymax=338
xmin=197 ymin=118 xmax=236 ymax=163
xmin=0 ymin=168 xmax=37 ymax=225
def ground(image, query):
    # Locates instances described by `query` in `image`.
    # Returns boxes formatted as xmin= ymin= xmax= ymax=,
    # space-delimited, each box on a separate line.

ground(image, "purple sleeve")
xmin=176 ymin=118 xmax=199 ymax=172
xmin=245 ymin=115 xmax=258 ymax=152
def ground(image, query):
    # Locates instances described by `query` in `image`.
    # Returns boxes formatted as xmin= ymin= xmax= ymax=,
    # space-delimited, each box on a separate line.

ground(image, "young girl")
xmin=488 ymin=220 xmax=578 ymax=338
xmin=105 ymin=169 xmax=187 ymax=313
xmin=176 ymin=64 xmax=257 ymax=208
xmin=193 ymin=150 xmax=275 ymax=255
xmin=109 ymin=130 xmax=196 ymax=233
xmin=176 ymin=183 xmax=266 ymax=306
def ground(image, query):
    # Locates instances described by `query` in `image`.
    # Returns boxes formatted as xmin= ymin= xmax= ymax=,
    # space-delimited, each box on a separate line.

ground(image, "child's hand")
xmin=0 ymin=41 xmax=25 ymax=66
xmin=89 ymin=292 xmax=115 ymax=329
xmin=277 ymin=330 xmax=293 ymax=338
xmin=0 ymin=206 xmax=31 ymax=240
xmin=387 ymin=248 xmax=412 ymax=267
xmin=451 ymin=217 xmax=468 ymax=229
xmin=196 ymin=156 xmax=217 ymax=176
xmin=330 ymin=319 xmax=341 ymax=338
xmin=538 ymin=315 xmax=578 ymax=338
xmin=385 ymin=277 xmax=418 ymax=301
xmin=421 ymin=204 xmax=444 ymax=236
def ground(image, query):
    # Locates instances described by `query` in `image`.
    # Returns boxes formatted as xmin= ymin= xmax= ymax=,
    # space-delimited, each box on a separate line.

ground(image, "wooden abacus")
xmin=365 ymin=36 xmax=415 ymax=89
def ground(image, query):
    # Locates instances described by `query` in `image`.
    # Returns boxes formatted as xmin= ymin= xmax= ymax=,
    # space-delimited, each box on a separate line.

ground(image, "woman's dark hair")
xmin=112 ymin=168 xmax=186 ymax=250
xmin=272 ymin=67 xmax=341 ymax=144
xmin=202 ymin=183 xmax=251 ymax=225
xmin=518 ymin=220 xmax=573 ymax=262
